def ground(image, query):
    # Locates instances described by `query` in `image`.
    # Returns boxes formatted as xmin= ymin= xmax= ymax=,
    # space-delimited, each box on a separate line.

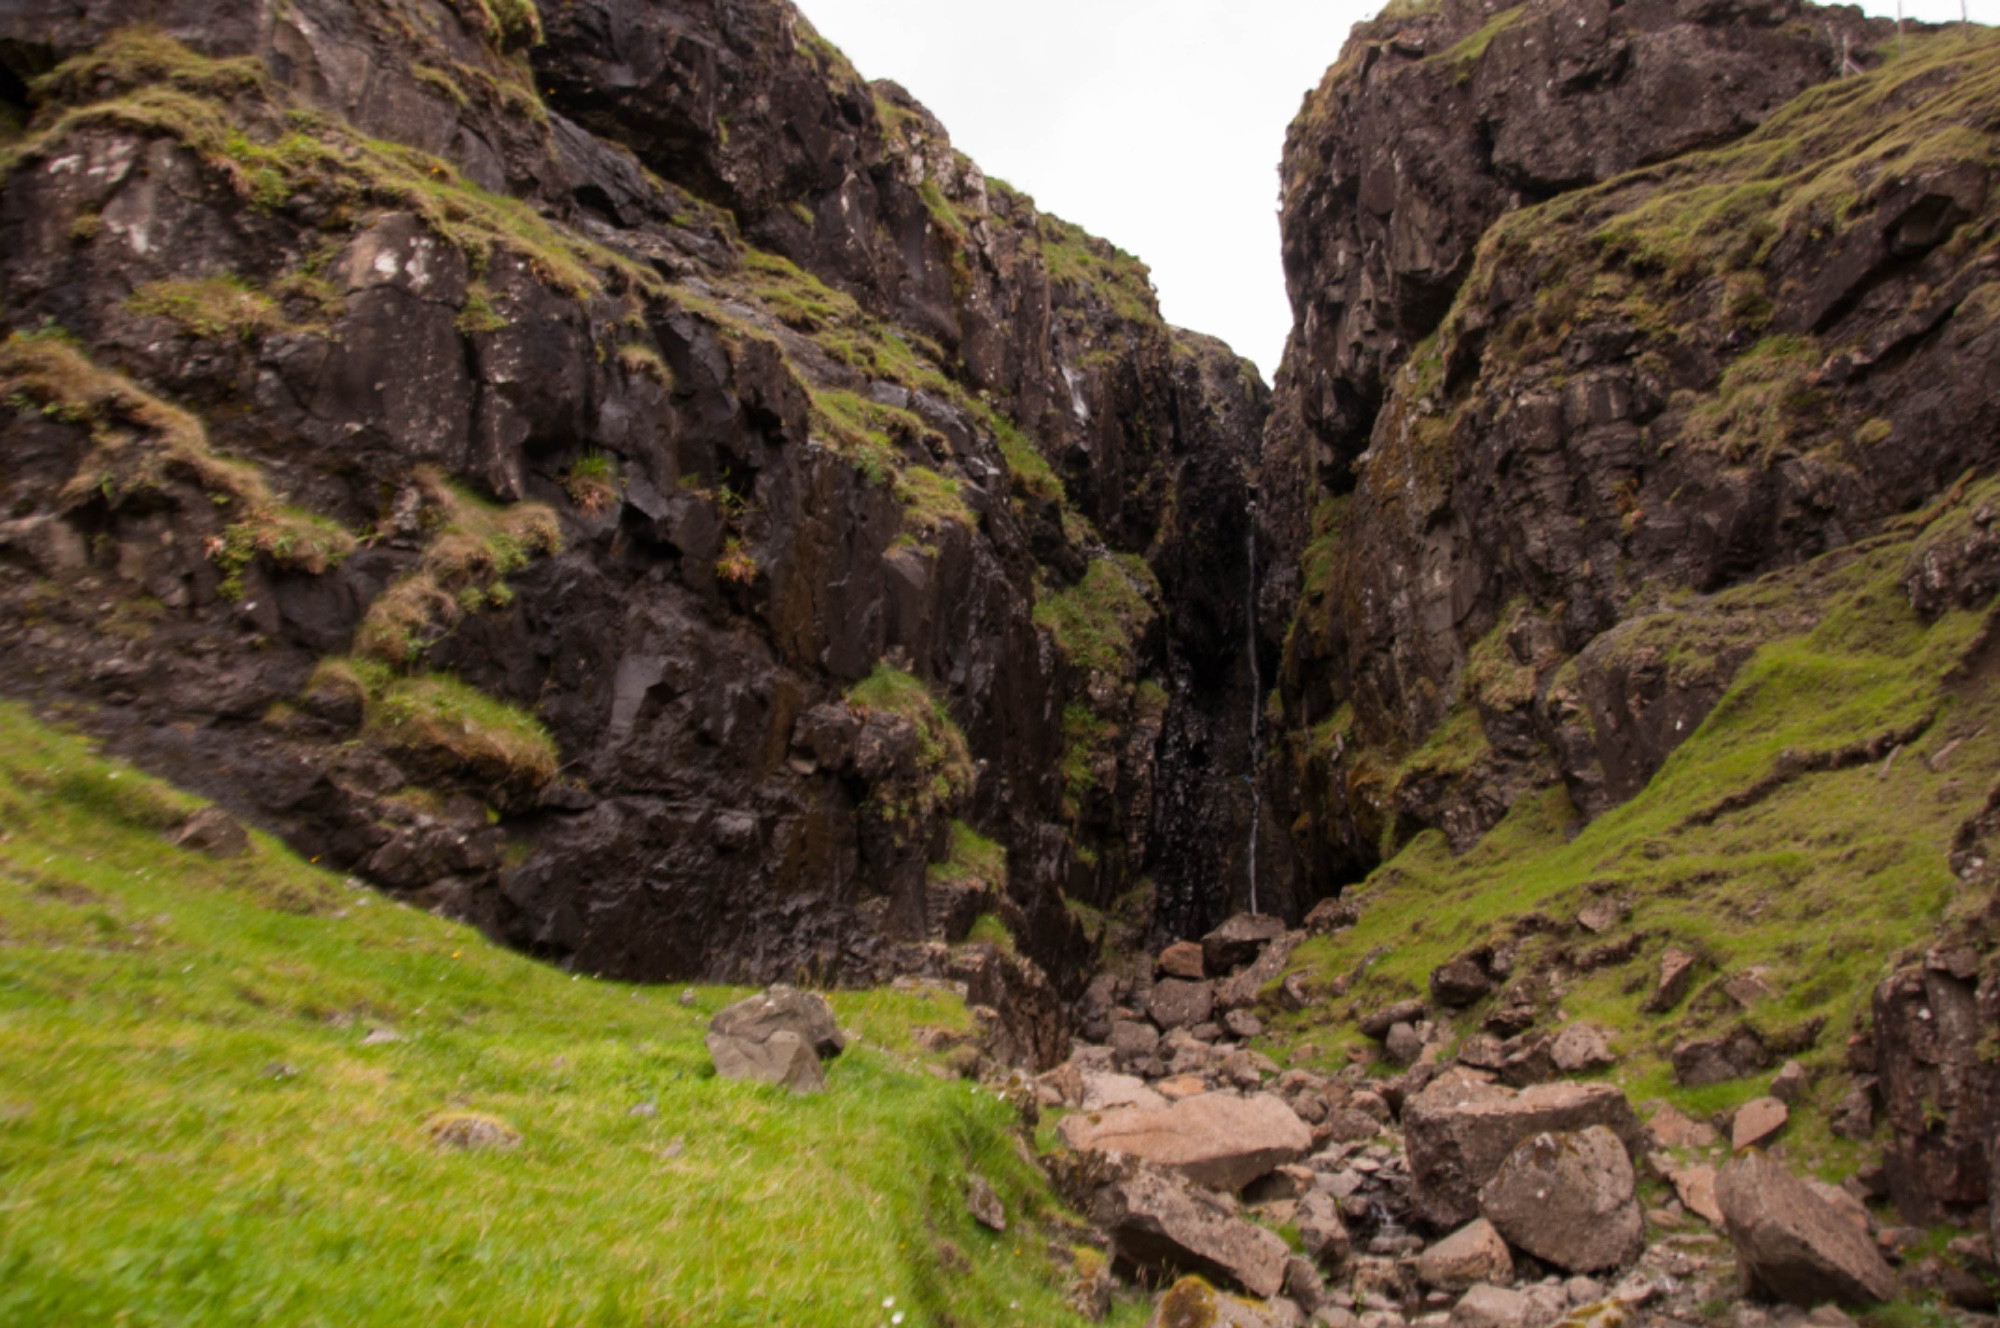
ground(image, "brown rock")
xmin=1431 ymin=956 xmax=1495 ymax=1008
xmin=1458 ymin=1033 xmax=1507 ymax=1071
xmin=1225 ymin=1009 xmax=1265 ymax=1040
xmin=1770 ymin=1059 xmax=1808 ymax=1104
xmin=1576 ymin=899 xmax=1624 ymax=934
xmin=1723 ymin=967 xmax=1777 ymax=1008
xmin=1059 ymin=1092 xmax=1312 ymax=1192
xmin=966 ymin=1172 xmax=1006 ymax=1231
xmin=709 ymin=986 xmax=846 ymax=1058
xmin=1550 ymin=1023 xmax=1615 ymax=1075
xmin=1669 ymin=1161 xmax=1724 ymax=1226
xmin=1215 ymin=931 xmax=1303 ymax=1011
xmin=1449 ymin=1283 xmax=1534 ymax=1328
xmin=1143 ymin=1273 xmax=1298 ymax=1328
xmin=1159 ymin=941 xmax=1207 ymax=980
xmin=1294 ymin=1189 xmax=1351 ymax=1270
xmin=705 ymin=1027 xmax=825 ymax=1093
xmin=1715 ymin=1151 xmax=1898 ymax=1305
xmin=1415 ymin=1217 xmax=1514 ymax=1291
xmin=1359 ymin=999 xmax=1429 ymax=1040
xmin=1478 ymin=1126 xmax=1645 ymax=1273
xmin=1203 ymin=913 xmax=1289 ymax=974
xmin=1732 ymin=1096 xmax=1788 ymax=1151
xmin=1670 ymin=1028 xmax=1767 ymax=1088
xmin=1386 ymin=1022 xmax=1426 ymax=1066
xmin=1111 ymin=1019 xmax=1163 ymax=1065
xmin=1303 ymin=897 xmax=1360 ymax=935
xmin=170 ymin=807 xmax=250 ymax=859
xmin=1645 ymin=1100 xmax=1718 ymax=1150
xmin=1151 ymin=979 xmax=1218 ymax=1031
xmin=1643 ymin=946 xmax=1698 ymax=1014
xmin=1403 ymin=1070 xmax=1641 ymax=1228
xmin=1095 ymin=1168 xmax=1291 ymax=1298
xmin=1082 ymin=1072 xmax=1169 ymax=1113
xmin=1158 ymin=1075 xmax=1209 ymax=1101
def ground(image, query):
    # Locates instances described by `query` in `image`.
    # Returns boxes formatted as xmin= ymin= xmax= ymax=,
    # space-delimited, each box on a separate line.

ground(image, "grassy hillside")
xmin=1261 ymin=495 xmax=2000 ymax=1177
xmin=0 ymin=704 xmax=1124 ymax=1327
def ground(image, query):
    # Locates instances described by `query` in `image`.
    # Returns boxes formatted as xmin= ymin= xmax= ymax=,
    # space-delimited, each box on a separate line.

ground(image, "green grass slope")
xmin=0 ymin=704 xmax=1117 ymax=1327
xmin=1261 ymin=495 xmax=2000 ymax=1179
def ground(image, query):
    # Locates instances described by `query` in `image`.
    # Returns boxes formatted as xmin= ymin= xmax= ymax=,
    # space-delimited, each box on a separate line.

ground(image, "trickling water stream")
xmin=1246 ymin=502 xmax=1261 ymax=916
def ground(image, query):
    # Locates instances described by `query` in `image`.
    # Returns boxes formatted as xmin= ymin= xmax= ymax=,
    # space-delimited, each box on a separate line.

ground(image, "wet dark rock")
xmin=1203 ymin=913 xmax=1289 ymax=974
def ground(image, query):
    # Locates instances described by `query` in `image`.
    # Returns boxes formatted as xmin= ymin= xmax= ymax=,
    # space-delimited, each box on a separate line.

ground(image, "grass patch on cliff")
xmin=1035 ymin=215 xmax=1160 ymax=327
xmin=12 ymin=31 xmax=659 ymax=303
xmin=0 ymin=701 xmax=1112 ymax=1326
xmin=1261 ymin=530 xmax=1998 ymax=1175
xmin=353 ymin=468 xmax=559 ymax=667
xmin=1035 ymin=555 xmax=1160 ymax=678
xmin=846 ymin=665 xmax=976 ymax=816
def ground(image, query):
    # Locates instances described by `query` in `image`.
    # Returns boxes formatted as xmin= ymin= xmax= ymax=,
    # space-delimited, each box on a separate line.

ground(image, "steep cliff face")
xmin=1264 ymin=0 xmax=2000 ymax=891
xmin=0 ymin=0 xmax=1267 ymax=1048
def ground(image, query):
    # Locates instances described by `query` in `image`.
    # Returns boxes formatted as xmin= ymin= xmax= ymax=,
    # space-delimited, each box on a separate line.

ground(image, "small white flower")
xmin=892 ymin=1315 xmax=905 ymax=1326
xmin=882 ymin=1297 xmax=895 ymax=1310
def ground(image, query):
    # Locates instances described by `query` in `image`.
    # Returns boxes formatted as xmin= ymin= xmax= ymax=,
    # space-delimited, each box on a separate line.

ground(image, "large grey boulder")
xmin=1061 ymin=1091 xmax=1312 ymax=1192
xmin=1094 ymin=1166 xmax=1292 ymax=1298
xmin=1294 ymin=1189 xmax=1352 ymax=1270
xmin=1478 ymin=1126 xmax=1645 ymax=1273
xmin=705 ymin=985 xmax=845 ymax=1093
xmin=1715 ymin=1151 xmax=1898 ymax=1305
xmin=1403 ymin=1070 xmax=1641 ymax=1227
xmin=1449 ymin=1284 xmax=1534 ymax=1328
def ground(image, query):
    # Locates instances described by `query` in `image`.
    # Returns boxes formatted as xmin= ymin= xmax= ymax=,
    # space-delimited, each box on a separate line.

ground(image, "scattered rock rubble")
xmin=1022 ymin=913 xmax=1966 ymax=1326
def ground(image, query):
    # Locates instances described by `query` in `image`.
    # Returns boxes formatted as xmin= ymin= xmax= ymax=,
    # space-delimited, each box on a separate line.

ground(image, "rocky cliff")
xmin=0 ymin=0 xmax=1270 ymax=1054
xmin=1262 ymin=0 xmax=1998 ymax=891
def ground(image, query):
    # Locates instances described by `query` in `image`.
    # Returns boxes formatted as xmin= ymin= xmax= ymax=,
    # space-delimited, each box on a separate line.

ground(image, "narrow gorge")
xmin=2 ymin=0 xmax=1999 ymax=1322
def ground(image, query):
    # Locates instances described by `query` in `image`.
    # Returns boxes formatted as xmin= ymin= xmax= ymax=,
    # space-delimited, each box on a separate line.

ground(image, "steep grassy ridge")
xmin=0 ymin=705 xmax=1123 ymax=1326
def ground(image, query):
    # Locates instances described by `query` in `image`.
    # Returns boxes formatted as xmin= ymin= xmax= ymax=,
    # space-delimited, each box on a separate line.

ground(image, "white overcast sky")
xmin=799 ymin=0 xmax=1992 ymax=380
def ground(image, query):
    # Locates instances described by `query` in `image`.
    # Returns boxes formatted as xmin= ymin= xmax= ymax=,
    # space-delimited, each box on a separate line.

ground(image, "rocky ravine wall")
xmin=0 ymin=0 xmax=1269 ymax=1060
xmin=1259 ymin=0 xmax=2000 ymax=894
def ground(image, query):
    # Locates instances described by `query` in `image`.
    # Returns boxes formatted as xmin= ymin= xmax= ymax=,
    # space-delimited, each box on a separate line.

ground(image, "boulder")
xmin=1671 ymin=1029 xmax=1767 ymax=1087
xmin=1111 ymin=1019 xmax=1163 ymax=1064
xmin=966 ymin=1173 xmax=1006 ymax=1231
xmin=1415 ymin=1218 xmax=1514 ymax=1291
xmin=1478 ymin=1126 xmax=1644 ymax=1273
xmin=1403 ymin=1071 xmax=1641 ymax=1228
xmin=1430 ymin=956 xmax=1495 ymax=1008
xmin=1642 ymin=946 xmax=1697 ymax=1014
xmin=1644 ymin=1101 xmax=1716 ymax=1150
xmin=1144 ymin=1273 xmax=1301 ymax=1328
xmin=1667 ymin=1161 xmax=1724 ymax=1226
xmin=1160 ymin=941 xmax=1208 ymax=980
xmin=170 ymin=807 xmax=250 ymax=859
xmin=708 ymin=986 xmax=846 ymax=1058
xmin=1549 ymin=1024 xmax=1615 ymax=1075
xmin=1152 ymin=978 xmax=1218 ymax=1031
xmin=1216 ymin=931 xmax=1302 ymax=1010
xmin=1060 ymin=1092 xmax=1312 ymax=1192
xmin=1083 ymin=1071 xmax=1169 ymax=1113
xmin=1095 ymin=1167 xmax=1292 ymax=1298
xmin=1386 ymin=1022 xmax=1426 ymax=1066
xmin=1732 ymin=1096 xmax=1788 ymax=1151
xmin=1715 ymin=1151 xmax=1898 ymax=1305
xmin=1304 ymin=897 xmax=1361 ymax=935
xmin=1449 ymin=1284 xmax=1533 ymax=1328
xmin=1359 ymin=999 xmax=1429 ymax=1040
xmin=1225 ymin=1009 xmax=1265 ymax=1040
xmin=1457 ymin=1033 xmax=1506 ymax=1072
xmin=1294 ymin=1189 xmax=1352 ymax=1269
xmin=1204 ymin=913 xmax=1289 ymax=973
xmin=1770 ymin=1060 xmax=1808 ymax=1104
xmin=705 ymin=1026 xmax=825 ymax=1093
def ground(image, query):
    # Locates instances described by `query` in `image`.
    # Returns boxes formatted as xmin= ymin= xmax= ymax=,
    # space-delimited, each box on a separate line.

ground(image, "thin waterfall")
xmin=1246 ymin=502 xmax=1260 ymax=915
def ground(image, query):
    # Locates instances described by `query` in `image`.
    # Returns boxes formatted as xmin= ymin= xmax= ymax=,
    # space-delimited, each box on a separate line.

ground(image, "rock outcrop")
xmin=0 ymin=0 xmax=1270 ymax=1033
xmin=1715 ymin=1151 xmax=1898 ymax=1306
xmin=1059 ymin=1092 xmax=1311 ymax=1192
